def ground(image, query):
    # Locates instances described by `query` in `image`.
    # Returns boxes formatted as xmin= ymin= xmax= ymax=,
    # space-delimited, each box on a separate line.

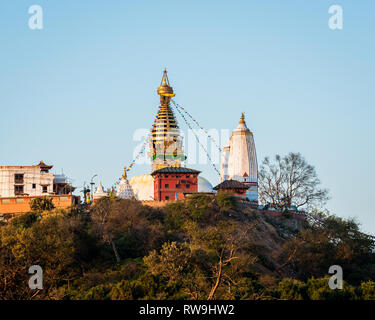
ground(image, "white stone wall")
xmin=129 ymin=174 xmax=154 ymax=201
xmin=0 ymin=167 xmax=54 ymax=197
xmin=219 ymin=144 xmax=230 ymax=182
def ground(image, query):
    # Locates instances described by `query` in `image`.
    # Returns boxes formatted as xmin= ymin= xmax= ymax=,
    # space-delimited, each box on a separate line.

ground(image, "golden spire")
xmin=150 ymin=69 xmax=185 ymax=172
xmin=122 ymin=166 xmax=127 ymax=180
xmin=157 ymin=69 xmax=175 ymax=101
xmin=239 ymin=112 xmax=245 ymax=124
xmin=160 ymin=68 xmax=170 ymax=87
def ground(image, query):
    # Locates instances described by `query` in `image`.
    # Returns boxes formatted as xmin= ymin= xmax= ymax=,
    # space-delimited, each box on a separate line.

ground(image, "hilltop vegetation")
xmin=0 ymin=194 xmax=375 ymax=300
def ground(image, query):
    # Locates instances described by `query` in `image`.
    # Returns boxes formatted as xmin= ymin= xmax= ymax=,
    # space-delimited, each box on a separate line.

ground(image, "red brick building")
xmin=151 ymin=167 xmax=200 ymax=201
xmin=213 ymin=179 xmax=249 ymax=198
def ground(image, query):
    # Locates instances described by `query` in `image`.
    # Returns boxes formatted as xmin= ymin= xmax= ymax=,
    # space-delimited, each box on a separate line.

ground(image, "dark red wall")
xmin=153 ymin=173 xmax=198 ymax=201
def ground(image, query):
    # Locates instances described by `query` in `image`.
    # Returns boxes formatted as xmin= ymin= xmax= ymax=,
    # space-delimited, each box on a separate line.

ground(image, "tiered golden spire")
xmin=149 ymin=69 xmax=185 ymax=172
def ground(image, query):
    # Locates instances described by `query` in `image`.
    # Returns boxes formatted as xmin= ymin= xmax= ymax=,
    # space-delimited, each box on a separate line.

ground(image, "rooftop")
xmin=213 ymin=179 xmax=249 ymax=190
xmin=151 ymin=167 xmax=201 ymax=175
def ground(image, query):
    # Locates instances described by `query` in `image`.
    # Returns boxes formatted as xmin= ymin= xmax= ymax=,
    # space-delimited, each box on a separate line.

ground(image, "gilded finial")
xmin=122 ymin=166 xmax=127 ymax=180
xmin=239 ymin=112 xmax=245 ymax=124
xmin=157 ymin=69 xmax=175 ymax=98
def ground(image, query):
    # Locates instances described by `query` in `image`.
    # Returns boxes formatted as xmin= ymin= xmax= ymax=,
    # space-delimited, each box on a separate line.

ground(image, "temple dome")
xmin=198 ymin=176 xmax=214 ymax=193
xmin=129 ymin=174 xmax=154 ymax=201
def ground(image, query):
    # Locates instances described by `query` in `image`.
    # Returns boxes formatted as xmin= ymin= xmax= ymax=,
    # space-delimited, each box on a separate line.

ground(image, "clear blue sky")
xmin=0 ymin=1 xmax=374 ymax=233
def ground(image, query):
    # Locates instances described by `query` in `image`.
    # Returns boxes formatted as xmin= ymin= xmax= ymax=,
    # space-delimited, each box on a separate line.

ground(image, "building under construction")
xmin=0 ymin=161 xmax=78 ymax=215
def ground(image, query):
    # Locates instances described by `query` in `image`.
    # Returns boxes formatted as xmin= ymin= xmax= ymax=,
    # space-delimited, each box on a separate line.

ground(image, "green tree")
xmin=30 ymin=197 xmax=55 ymax=213
xmin=0 ymin=216 xmax=79 ymax=299
xmin=281 ymin=212 xmax=375 ymax=283
xmin=360 ymin=281 xmax=375 ymax=300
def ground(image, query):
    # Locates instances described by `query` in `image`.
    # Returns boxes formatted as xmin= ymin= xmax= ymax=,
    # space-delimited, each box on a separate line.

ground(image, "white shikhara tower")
xmin=220 ymin=113 xmax=258 ymax=202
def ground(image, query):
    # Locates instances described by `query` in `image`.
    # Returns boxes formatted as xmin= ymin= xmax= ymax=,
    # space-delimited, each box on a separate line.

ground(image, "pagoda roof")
xmin=151 ymin=167 xmax=201 ymax=175
xmin=213 ymin=179 xmax=249 ymax=190
xmin=37 ymin=160 xmax=53 ymax=169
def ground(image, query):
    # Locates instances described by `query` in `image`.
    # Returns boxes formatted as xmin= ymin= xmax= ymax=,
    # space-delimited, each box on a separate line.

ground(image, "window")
xmin=1 ymin=199 xmax=10 ymax=204
xmin=176 ymin=184 xmax=180 ymax=188
xmin=165 ymin=196 xmax=169 ymax=200
xmin=15 ymin=174 xmax=24 ymax=184
xmin=186 ymin=184 xmax=190 ymax=189
xmin=165 ymin=184 xmax=169 ymax=188
xmin=60 ymin=196 xmax=69 ymax=201
xmin=14 ymin=185 xmax=24 ymax=196
xmin=181 ymin=180 xmax=186 ymax=184
xmin=32 ymin=184 xmax=36 ymax=189
xmin=16 ymin=198 xmax=24 ymax=203
xmin=42 ymin=186 xmax=48 ymax=193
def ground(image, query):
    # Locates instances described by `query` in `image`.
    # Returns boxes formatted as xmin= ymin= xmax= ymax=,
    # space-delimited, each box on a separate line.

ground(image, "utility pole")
xmin=90 ymin=174 xmax=98 ymax=203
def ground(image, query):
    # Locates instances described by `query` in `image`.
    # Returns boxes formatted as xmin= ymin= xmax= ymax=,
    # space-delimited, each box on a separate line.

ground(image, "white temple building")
xmin=219 ymin=113 xmax=258 ymax=202
xmin=93 ymin=182 xmax=107 ymax=201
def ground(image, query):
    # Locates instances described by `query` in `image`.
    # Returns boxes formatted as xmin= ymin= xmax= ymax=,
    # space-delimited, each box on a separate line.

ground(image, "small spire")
xmin=239 ymin=112 xmax=245 ymax=124
xmin=122 ymin=166 xmax=128 ymax=180
xmin=160 ymin=68 xmax=170 ymax=87
xmin=157 ymin=69 xmax=174 ymax=98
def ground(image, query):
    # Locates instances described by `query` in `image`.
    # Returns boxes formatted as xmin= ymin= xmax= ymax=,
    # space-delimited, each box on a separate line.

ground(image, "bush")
xmin=10 ymin=212 xmax=40 ymax=228
xmin=30 ymin=196 xmax=55 ymax=212
xmin=216 ymin=193 xmax=237 ymax=211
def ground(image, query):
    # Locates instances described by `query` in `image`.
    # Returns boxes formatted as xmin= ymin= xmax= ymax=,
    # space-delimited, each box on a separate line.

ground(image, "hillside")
xmin=0 ymin=194 xmax=375 ymax=300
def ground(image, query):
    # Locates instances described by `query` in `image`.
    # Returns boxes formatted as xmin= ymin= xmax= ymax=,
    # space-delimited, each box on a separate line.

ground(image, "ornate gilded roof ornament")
xmin=157 ymin=69 xmax=176 ymax=99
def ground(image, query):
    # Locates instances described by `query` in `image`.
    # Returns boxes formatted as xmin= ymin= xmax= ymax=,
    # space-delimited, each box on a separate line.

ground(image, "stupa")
xmin=116 ymin=167 xmax=135 ymax=199
xmin=128 ymin=70 xmax=213 ymax=200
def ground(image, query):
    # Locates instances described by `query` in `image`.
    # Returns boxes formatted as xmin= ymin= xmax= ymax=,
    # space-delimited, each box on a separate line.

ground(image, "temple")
xmin=219 ymin=113 xmax=258 ymax=203
xmin=125 ymin=70 xmax=213 ymax=201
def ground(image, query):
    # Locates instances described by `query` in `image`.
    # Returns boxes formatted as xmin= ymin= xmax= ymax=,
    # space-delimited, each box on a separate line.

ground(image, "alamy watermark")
xmin=28 ymin=5 xmax=43 ymax=30
xmin=28 ymin=265 xmax=43 ymax=290
xmin=328 ymin=5 xmax=343 ymax=30
xmin=328 ymin=265 xmax=343 ymax=290
xmin=132 ymin=128 xmax=231 ymax=166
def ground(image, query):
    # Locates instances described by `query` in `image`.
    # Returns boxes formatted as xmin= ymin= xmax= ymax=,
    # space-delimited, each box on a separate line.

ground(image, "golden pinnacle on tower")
xmin=157 ymin=69 xmax=176 ymax=105
xmin=122 ymin=166 xmax=128 ymax=180
xmin=240 ymin=112 xmax=245 ymax=124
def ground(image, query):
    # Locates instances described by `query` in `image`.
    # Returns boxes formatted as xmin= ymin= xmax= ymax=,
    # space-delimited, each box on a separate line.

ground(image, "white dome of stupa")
xmin=129 ymin=174 xmax=154 ymax=201
xmin=198 ymin=176 xmax=214 ymax=193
